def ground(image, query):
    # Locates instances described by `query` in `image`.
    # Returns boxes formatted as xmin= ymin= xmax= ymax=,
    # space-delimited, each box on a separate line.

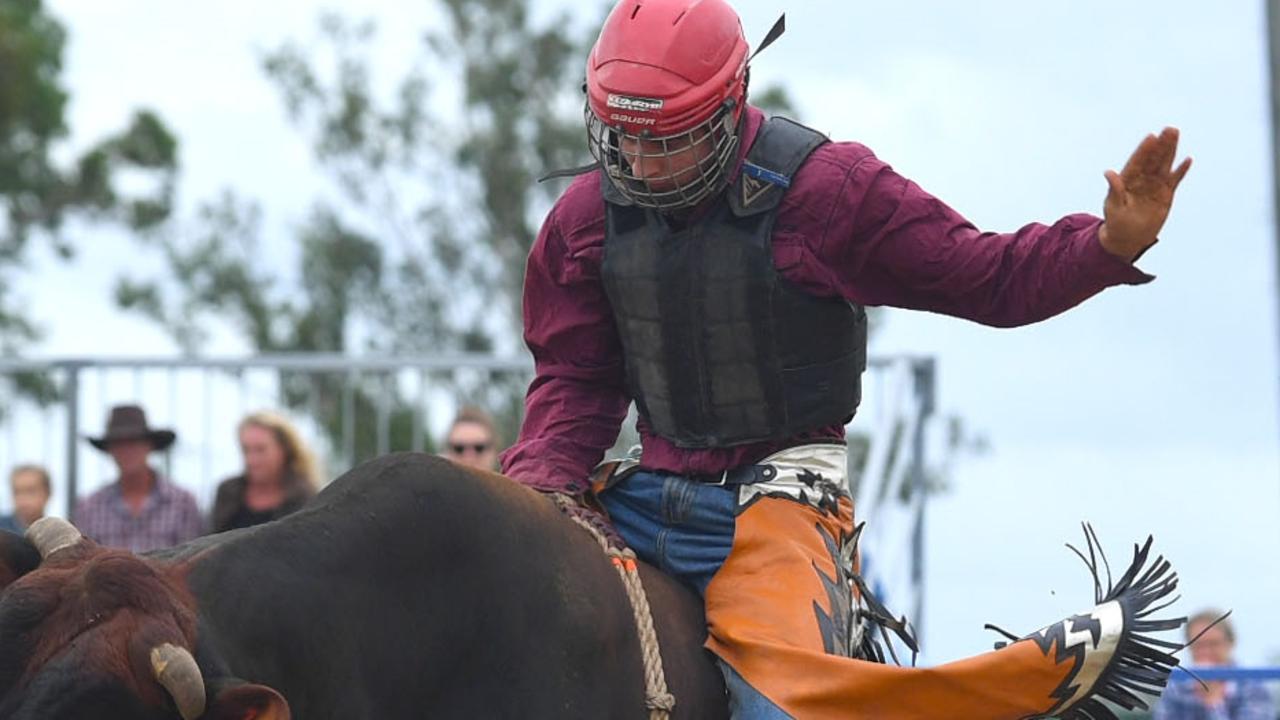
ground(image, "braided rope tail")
xmin=552 ymin=493 xmax=676 ymax=719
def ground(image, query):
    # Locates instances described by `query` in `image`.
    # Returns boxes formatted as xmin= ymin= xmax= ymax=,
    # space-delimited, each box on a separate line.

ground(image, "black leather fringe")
xmin=1052 ymin=524 xmax=1185 ymax=720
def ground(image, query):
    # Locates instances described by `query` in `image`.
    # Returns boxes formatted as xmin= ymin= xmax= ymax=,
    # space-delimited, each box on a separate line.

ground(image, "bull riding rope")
xmin=552 ymin=493 xmax=676 ymax=720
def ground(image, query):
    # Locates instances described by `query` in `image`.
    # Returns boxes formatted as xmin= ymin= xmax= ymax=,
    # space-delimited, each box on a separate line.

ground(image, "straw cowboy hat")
xmin=86 ymin=405 xmax=177 ymax=452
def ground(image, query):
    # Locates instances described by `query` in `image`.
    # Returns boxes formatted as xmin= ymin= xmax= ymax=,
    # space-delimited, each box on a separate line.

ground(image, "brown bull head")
xmin=0 ymin=527 xmax=290 ymax=720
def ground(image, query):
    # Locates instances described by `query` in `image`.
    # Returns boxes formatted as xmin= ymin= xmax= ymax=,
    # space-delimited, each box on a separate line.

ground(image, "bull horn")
xmin=151 ymin=643 xmax=207 ymax=720
xmin=25 ymin=517 xmax=83 ymax=559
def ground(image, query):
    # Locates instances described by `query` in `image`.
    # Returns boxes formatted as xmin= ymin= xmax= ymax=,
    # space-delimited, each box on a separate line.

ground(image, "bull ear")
xmin=203 ymin=683 xmax=290 ymax=720
xmin=0 ymin=530 xmax=40 ymax=592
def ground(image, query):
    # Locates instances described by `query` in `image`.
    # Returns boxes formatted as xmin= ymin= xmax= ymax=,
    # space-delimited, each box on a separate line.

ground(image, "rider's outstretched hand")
xmin=1098 ymin=127 xmax=1193 ymax=262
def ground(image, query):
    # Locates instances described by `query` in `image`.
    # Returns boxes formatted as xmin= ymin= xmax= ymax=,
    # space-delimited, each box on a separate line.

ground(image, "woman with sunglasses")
xmin=442 ymin=405 xmax=501 ymax=472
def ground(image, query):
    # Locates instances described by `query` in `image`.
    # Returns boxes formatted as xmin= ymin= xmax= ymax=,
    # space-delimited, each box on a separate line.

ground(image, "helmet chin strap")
xmin=538 ymin=161 xmax=600 ymax=183
xmin=748 ymin=14 xmax=786 ymax=64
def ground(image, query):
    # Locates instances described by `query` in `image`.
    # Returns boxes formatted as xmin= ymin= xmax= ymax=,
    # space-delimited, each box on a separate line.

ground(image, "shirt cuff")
xmin=1084 ymin=220 xmax=1156 ymax=286
xmin=502 ymin=459 xmax=588 ymax=494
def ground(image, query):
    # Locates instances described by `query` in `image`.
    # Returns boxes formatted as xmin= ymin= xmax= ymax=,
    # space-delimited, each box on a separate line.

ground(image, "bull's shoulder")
xmin=308 ymin=452 xmax=537 ymax=517
xmin=177 ymin=453 xmax=546 ymax=577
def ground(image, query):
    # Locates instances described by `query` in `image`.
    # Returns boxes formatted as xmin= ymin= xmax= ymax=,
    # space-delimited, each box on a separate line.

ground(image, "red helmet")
xmin=585 ymin=0 xmax=750 ymax=210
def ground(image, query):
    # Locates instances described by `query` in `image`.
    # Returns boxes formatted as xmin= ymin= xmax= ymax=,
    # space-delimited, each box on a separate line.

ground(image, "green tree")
xmin=116 ymin=0 xmax=815 ymax=468
xmin=118 ymin=1 xmax=598 ymax=464
xmin=0 ymin=0 xmax=177 ymax=408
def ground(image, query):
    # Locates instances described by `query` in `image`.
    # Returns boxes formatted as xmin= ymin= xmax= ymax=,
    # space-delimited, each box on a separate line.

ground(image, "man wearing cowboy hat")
xmin=73 ymin=404 xmax=204 ymax=552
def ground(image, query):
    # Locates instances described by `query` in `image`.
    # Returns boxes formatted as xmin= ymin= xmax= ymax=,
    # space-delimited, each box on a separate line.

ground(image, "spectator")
xmin=441 ymin=405 xmax=500 ymax=471
xmin=1154 ymin=609 xmax=1275 ymax=720
xmin=73 ymin=404 xmax=203 ymax=552
xmin=0 ymin=464 xmax=51 ymax=534
xmin=210 ymin=410 xmax=320 ymax=533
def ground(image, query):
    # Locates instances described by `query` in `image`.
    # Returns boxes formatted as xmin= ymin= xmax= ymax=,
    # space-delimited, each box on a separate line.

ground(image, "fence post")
xmin=63 ymin=361 xmax=83 ymax=519
xmin=910 ymin=357 xmax=936 ymax=643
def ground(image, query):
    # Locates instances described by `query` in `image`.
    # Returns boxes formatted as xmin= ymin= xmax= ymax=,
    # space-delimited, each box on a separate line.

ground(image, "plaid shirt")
xmin=72 ymin=472 xmax=204 ymax=553
xmin=1154 ymin=675 xmax=1276 ymax=720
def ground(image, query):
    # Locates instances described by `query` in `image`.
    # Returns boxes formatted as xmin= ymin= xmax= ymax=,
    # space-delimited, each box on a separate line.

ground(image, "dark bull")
xmin=0 ymin=453 xmax=727 ymax=719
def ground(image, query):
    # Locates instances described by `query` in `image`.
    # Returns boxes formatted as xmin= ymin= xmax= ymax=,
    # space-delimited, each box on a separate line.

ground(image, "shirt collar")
xmin=108 ymin=470 xmax=176 ymax=505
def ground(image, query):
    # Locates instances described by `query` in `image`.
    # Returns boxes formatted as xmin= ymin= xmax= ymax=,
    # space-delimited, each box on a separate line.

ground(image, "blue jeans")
xmin=600 ymin=470 xmax=794 ymax=720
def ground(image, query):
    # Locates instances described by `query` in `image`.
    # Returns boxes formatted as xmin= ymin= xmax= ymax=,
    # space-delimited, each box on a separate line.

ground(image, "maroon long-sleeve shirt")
xmin=501 ymin=106 xmax=1152 ymax=493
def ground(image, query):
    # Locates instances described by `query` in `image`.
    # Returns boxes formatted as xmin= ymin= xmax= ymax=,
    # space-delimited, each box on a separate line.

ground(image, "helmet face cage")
xmin=587 ymin=102 xmax=740 ymax=212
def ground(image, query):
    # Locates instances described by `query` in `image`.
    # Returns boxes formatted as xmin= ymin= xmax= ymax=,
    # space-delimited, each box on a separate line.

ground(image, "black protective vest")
xmin=600 ymin=116 xmax=868 ymax=448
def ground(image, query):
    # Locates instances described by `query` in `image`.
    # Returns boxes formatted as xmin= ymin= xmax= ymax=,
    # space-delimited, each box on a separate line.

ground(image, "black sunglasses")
xmin=449 ymin=442 xmax=491 ymax=454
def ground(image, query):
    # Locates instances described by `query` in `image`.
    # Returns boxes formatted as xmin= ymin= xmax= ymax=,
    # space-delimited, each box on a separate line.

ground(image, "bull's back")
xmin=182 ymin=453 xmax=725 ymax=719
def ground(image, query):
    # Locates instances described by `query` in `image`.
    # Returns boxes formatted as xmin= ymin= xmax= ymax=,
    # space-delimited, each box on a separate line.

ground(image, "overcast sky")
xmin=16 ymin=0 xmax=1280 ymax=668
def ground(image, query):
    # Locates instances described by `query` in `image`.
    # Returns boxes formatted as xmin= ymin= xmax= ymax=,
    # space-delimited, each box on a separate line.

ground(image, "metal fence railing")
xmin=1174 ymin=666 xmax=1280 ymax=681
xmin=1122 ymin=667 xmax=1280 ymax=720
xmin=1 ymin=353 xmax=939 ymax=517
xmin=0 ymin=354 xmax=534 ymax=518
xmin=0 ymin=352 xmax=940 ymax=627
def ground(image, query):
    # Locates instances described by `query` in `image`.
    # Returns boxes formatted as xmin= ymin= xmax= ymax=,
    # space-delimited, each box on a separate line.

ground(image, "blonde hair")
xmin=447 ymin=405 xmax=499 ymax=446
xmin=1187 ymin=608 xmax=1234 ymax=644
xmin=238 ymin=410 xmax=321 ymax=490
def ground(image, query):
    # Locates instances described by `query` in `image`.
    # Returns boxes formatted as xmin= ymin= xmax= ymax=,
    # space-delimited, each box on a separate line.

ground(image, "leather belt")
xmin=688 ymin=463 xmax=779 ymax=486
